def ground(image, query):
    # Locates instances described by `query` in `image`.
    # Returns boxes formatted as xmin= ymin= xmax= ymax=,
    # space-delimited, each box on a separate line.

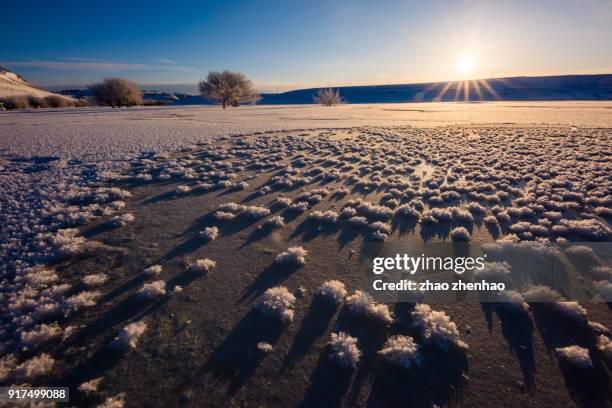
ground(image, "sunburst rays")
xmin=432 ymin=78 xmax=504 ymax=102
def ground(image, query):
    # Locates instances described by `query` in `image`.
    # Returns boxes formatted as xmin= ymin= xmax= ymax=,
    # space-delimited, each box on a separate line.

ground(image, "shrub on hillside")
xmin=27 ymin=95 xmax=48 ymax=108
xmin=44 ymin=94 xmax=73 ymax=108
xmin=0 ymin=94 xmax=80 ymax=110
xmin=1 ymin=95 xmax=30 ymax=109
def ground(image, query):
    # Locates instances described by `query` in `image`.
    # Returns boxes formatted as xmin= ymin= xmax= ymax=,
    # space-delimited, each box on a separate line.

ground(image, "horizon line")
xmin=41 ymin=71 xmax=612 ymax=95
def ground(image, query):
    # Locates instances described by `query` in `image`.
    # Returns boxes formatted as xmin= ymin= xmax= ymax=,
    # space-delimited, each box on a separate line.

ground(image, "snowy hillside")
xmin=0 ymin=67 xmax=66 ymax=98
xmin=260 ymin=74 xmax=612 ymax=104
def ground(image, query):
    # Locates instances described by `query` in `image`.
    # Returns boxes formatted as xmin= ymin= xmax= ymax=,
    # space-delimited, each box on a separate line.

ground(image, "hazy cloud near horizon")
xmin=1 ymin=60 xmax=194 ymax=73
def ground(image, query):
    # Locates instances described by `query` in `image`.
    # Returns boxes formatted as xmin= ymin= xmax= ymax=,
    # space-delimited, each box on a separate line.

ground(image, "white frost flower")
xmin=97 ymin=394 xmax=125 ymax=408
xmin=369 ymin=221 xmax=391 ymax=234
xmin=257 ymin=342 xmax=274 ymax=353
xmin=20 ymin=323 xmax=61 ymax=350
xmin=555 ymin=345 xmax=593 ymax=368
xmin=255 ymin=286 xmax=296 ymax=323
xmin=396 ymin=204 xmax=420 ymax=219
xmin=218 ymin=202 xmax=245 ymax=213
xmin=213 ymin=211 xmax=236 ymax=221
xmin=522 ymin=285 xmax=562 ymax=302
xmin=289 ymin=202 xmax=309 ymax=212
xmin=175 ymin=185 xmax=191 ymax=194
xmin=110 ymin=213 xmax=135 ymax=227
xmin=64 ymin=291 xmax=100 ymax=315
xmin=340 ymin=207 xmax=358 ymax=218
xmin=316 ymin=280 xmax=348 ymax=305
xmin=275 ymin=246 xmax=308 ymax=266
xmin=137 ymin=281 xmax=166 ymax=300
xmin=275 ymin=197 xmax=292 ymax=207
xmin=493 ymin=290 xmax=529 ymax=314
xmin=79 ymin=377 xmax=103 ymax=395
xmin=345 ymin=290 xmax=392 ymax=324
xmin=347 ymin=216 xmax=369 ymax=228
xmin=450 ymin=226 xmax=471 ymax=242
xmin=308 ymin=210 xmax=339 ymax=224
xmin=564 ymin=245 xmax=598 ymax=263
xmin=190 ymin=258 xmax=216 ymax=273
xmin=143 ymin=264 xmax=163 ymax=276
xmin=200 ymin=226 xmax=219 ymax=241
xmin=411 ymin=304 xmax=468 ymax=352
xmin=261 ymin=215 xmax=285 ymax=229
xmin=111 ymin=321 xmax=147 ymax=350
xmin=242 ymin=205 xmax=271 ymax=219
xmin=553 ymin=301 xmax=587 ymax=324
xmin=14 ymin=353 xmax=54 ymax=380
xmin=474 ymin=262 xmax=512 ymax=284
xmin=483 ymin=215 xmax=498 ymax=225
xmin=378 ymin=335 xmax=422 ymax=370
xmin=596 ymin=335 xmax=612 ymax=363
xmin=83 ymin=273 xmax=108 ymax=287
xmin=328 ymin=332 xmax=361 ymax=369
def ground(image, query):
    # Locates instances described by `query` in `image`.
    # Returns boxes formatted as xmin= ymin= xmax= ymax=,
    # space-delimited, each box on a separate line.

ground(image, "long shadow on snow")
xmin=200 ymin=309 xmax=286 ymax=399
xmin=367 ymin=348 xmax=468 ymax=408
xmin=391 ymin=216 xmax=418 ymax=237
xmin=337 ymin=225 xmax=362 ymax=250
xmin=481 ymin=303 xmax=536 ymax=391
xmin=299 ymin=350 xmax=354 ymax=408
xmin=328 ymin=308 xmax=390 ymax=405
xmin=529 ymin=304 xmax=612 ymax=406
xmin=281 ymin=296 xmax=339 ymax=371
xmin=240 ymin=262 xmax=303 ymax=303
xmin=289 ymin=219 xmax=341 ymax=242
xmin=59 ymin=295 xmax=170 ymax=355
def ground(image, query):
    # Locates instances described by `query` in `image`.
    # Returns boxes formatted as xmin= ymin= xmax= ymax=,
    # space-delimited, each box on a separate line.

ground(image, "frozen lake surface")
xmin=0 ymin=103 xmax=611 ymax=406
xmin=1 ymin=101 xmax=611 ymax=161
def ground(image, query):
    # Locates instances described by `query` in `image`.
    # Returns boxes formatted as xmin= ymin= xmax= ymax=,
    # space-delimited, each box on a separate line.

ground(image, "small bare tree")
xmin=198 ymin=71 xmax=259 ymax=108
xmin=89 ymin=78 xmax=142 ymax=108
xmin=314 ymin=88 xmax=344 ymax=106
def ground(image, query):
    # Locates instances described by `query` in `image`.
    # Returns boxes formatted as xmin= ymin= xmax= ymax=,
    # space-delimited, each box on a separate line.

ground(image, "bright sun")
xmin=456 ymin=55 xmax=475 ymax=73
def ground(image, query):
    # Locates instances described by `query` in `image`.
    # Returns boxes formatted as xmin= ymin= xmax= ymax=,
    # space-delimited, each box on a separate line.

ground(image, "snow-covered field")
xmin=0 ymin=102 xmax=611 ymax=407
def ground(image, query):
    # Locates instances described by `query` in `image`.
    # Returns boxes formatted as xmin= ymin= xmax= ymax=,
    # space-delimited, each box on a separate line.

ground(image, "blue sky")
xmin=1 ymin=0 xmax=611 ymax=92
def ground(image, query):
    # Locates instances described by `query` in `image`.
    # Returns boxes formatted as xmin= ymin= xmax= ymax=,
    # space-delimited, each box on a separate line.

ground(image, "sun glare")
xmin=457 ymin=55 xmax=475 ymax=73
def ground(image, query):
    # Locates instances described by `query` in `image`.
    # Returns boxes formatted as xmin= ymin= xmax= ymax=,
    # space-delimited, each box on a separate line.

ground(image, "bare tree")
xmin=89 ymin=78 xmax=142 ymax=108
xmin=198 ymin=71 xmax=259 ymax=108
xmin=314 ymin=88 xmax=344 ymax=106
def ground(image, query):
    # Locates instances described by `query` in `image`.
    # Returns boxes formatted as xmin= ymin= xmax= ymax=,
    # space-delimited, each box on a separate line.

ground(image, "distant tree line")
xmin=2 ymin=71 xmax=346 ymax=110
